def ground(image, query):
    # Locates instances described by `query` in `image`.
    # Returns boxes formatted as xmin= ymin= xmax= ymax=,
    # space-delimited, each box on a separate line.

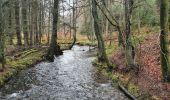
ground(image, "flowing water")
xmin=0 ymin=45 xmax=128 ymax=100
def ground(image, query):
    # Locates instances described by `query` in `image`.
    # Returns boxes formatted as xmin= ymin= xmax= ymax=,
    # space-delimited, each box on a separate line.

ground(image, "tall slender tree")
xmin=46 ymin=0 xmax=62 ymax=62
xmin=38 ymin=1 xmax=43 ymax=44
xmin=92 ymin=0 xmax=112 ymax=71
xmin=69 ymin=0 xmax=77 ymax=49
xmin=0 ymin=0 xmax=5 ymax=71
xmin=124 ymin=0 xmax=134 ymax=66
xmin=15 ymin=0 xmax=22 ymax=46
xmin=160 ymin=0 xmax=170 ymax=82
xmin=34 ymin=0 xmax=39 ymax=45
xmin=8 ymin=1 xmax=14 ymax=45
xmin=47 ymin=0 xmax=52 ymax=44
xmin=29 ymin=0 xmax=34 ymax=46
xmin=22 ymin=0 xmax=29 ymax=47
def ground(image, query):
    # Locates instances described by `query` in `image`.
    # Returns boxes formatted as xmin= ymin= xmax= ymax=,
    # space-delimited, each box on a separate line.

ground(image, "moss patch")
xmin=0 ymin=48 xmax=47 ymax=87
xmin=111 ymin=74 xmax=120 ymax=84
xmin=105 ymin=44 xmax=117 ymax=57
xmin=127 ymin=83 xmax=140 ymax=97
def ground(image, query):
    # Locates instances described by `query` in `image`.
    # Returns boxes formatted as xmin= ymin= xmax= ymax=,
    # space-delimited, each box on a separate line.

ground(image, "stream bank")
xmin=0 ymin=47 xmax=47 ymax=87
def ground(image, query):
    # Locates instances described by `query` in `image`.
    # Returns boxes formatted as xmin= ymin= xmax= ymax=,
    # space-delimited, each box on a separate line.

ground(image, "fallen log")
xmin=118 ymin=84 xmax=137 ymax=100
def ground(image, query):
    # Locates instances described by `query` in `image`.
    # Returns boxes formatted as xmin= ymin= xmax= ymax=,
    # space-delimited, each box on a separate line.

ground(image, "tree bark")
xmin=38 ymin=1 xmax=43 ymax=44
xmin=124 ymin=0 xmax=134 ymax=66
xmin=35 ymin=2 xmax=39 ymax=45
xmin=69 ymin=0 xmax=77 ymax=49
xmin=160 ymin=0 xmax=170 ymax=82
xmin=15 ymin=0 xmax=22 ymax=46
xmin=0 ymin=1 xmax=5 ymax=71
xmin=22 ymin=0 xmax=29 ymax=47
xmin=92 ymin=0 xmax=112 ymax=71
xmin=62 ymin=0 xmax=66 ymax=37
xmin=47 ymin=0 xmax=51 ymax=45
xmin=8 ymin=5 xmax=13 ymax=45
xmin=69 ymin=0 xmax=72 ymax=39
xmin=46 ymin=0 xmax=62 ymax=62
xmin=29 ymin=3 xmax=34 ymax=46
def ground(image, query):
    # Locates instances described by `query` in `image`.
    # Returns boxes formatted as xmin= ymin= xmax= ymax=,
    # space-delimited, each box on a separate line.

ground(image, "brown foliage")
xmin=111 ymin=33 xmax=170 ymax=99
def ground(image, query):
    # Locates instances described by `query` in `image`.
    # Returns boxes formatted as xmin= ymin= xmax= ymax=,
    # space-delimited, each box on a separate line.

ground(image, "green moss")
xmin=132 ymin=35 xmax=144 ymax=47
xmin=19 ymin=49 xmax=37 ymax=58
xmin=0 ymin=48 xmax=46 ymax=87
xmin=111 ymin=74 xmax=119 ymax=84
xmin=10 ymin=51 xmax=44 ymax=70
xmin=128 ymin=83 xmax=140 ymax=97
xmin=107 ymin=72 xmax=112 ymax=77
xmin=105 ymin=45 xmax=116 ymax=56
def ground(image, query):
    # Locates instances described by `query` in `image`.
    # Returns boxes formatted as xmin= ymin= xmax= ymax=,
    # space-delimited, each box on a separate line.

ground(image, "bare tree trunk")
xmin=124 ymin=0 xmax=134 ymax=66
xmin=137 ymin=6 xmax=141 ymax=34
xmin=29 ymin=4 xmax=34 ymax=46
xmin=15 ymin=0 xmax=22 ymax=46
xmin=46 ymin=0 xmax=62 ymax=62
xmin=22 ymin=0 xmax=29 ymax=47
xmin=29 ymin=2 xmax=34 ymax=46
xmin=69 ymin=0 xmax=72 ymax=39
xmin=69 ymin=0 xmax=77 ymax=49
xmin=35 ymin=12 xmax=39 ymax=45
xmin=33 ymin=1 xmax=39 ymax=45
xmin=8 ymin=5 xmax=13 ymax=45
xmin=0 ymin=2 xmax=5 ymax=71
xmin=160 ymin=0 xmax=170 ymax=82
xmin=47 ymin=0 xmax=51 ymax=45
xmin=92 ymin=0 xmax=112 ymax=71
xmin=41 ymin=0 xmax=45 ymax=44
xmin=39 ymin=1 xmax=43 ymax=44
xmin=62 ymin=0 xmax=66 ymax=37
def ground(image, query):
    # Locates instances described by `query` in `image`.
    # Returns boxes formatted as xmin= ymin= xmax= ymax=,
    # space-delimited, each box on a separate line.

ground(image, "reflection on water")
xmin=0 ymin=45 xmax=128 ymax=100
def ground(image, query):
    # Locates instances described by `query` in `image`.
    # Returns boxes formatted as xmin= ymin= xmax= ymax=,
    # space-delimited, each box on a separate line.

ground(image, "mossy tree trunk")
xmin=92 ymin=0 xmax=112 ymax=71
xmin=0 ymin=1 xmax=5 ymax=71
xmin=160 ymin=0 xmax=170 ymax=82
xmin=124 ymin=0 xmax=135 ymax=67
xmin=46 ymin=0 xmax=62 ymax=62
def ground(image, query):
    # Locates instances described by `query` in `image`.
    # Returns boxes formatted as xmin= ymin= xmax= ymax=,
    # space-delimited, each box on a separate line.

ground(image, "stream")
xmin=0 ymin=45 xmax=128 ymax=100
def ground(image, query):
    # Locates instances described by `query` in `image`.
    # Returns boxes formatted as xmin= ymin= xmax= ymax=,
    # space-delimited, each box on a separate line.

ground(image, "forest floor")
xmin=111 ymin=30 xmax=170 ymax=99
